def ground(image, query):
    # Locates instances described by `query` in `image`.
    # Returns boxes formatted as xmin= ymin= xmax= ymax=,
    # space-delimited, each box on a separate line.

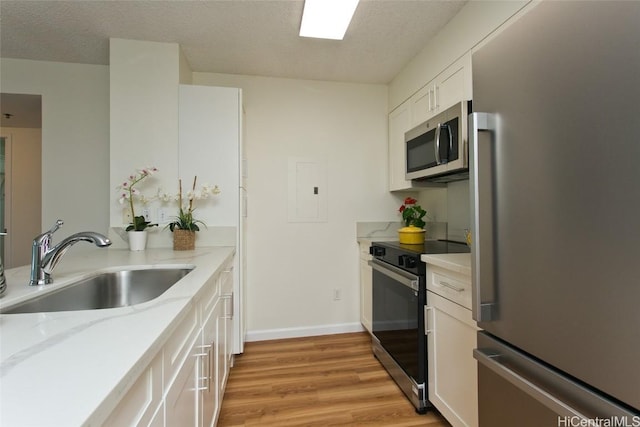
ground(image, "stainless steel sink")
xmin=2 ymin=267 xmax=194 ymax=314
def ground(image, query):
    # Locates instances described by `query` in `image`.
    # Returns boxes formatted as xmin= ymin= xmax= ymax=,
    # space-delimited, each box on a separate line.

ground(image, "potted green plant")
xmin=165 ymin=176 xmax=220 ymax=250
xmin=398 ymin=197 xmax=428 ymax=244
xmin=117 ymin=167 xmax=158 ymax=250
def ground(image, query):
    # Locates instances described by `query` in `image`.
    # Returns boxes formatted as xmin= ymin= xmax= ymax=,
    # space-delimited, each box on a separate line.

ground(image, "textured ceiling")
xmin=0 ymin=0 xmax=467 ymax=125
xmin=0 ymin=0 xmax=467 ymax=84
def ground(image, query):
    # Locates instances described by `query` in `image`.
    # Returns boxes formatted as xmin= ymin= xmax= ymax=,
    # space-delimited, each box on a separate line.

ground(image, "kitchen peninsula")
xmin=0 ymin=246 xmax=235 ymax=426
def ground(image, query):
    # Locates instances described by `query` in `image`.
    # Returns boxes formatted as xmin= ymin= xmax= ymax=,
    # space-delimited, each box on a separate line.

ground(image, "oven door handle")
xmin=369 ymin=259 xmax=419 ymax=292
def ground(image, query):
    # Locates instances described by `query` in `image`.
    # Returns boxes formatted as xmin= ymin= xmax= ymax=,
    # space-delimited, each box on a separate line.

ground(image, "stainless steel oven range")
xmin=369 ymin=240 xmax=470 ymax=413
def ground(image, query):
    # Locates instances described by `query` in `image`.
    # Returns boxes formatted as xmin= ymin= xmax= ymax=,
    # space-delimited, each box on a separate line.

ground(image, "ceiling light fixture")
xmin=299 ymin=0 xmax=360 ymax=40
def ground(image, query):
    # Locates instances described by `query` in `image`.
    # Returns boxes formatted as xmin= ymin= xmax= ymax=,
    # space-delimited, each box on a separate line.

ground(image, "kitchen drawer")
xmin=163 ymin=305 xmax=199 ymax=388
xmin=103 ymin=352 xmax=163 ymax=427
xmin=427 ymin=266 xmax=472 ymax=310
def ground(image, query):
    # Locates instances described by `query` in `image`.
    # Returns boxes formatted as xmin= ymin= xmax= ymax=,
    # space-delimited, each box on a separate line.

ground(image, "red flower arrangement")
xmin=399 ymin=197 xmax=427 ymax=228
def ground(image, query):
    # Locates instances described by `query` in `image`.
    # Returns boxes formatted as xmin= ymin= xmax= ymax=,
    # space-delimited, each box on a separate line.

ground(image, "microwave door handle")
xmin=434 ymin=123 xmax=442 ymax=164
xmin=445 ymin=124 xmax=453 ymax=162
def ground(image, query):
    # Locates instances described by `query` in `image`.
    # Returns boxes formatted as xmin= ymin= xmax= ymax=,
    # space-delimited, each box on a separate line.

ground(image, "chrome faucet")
xmin=29 ymin=219 xmax=112 ymax=286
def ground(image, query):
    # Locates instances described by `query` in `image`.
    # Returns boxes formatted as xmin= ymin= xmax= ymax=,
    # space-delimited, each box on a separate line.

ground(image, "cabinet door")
xmin=200 ymin=301 xmax=220 ymax=427
xmin=388 ymin=100 xmax=413 ymax=191
xmin=216 ymin=307 xmax=228 ymax=409
xmin=165 ymin=337 xmax=200 ymax=427
xmin=358 ymin=242 xmax=372 ymax=333
xmin=410 ymin=84 xmax=434 ymax=127
xmin=435 ymin=53 xmax=472 ymax=112
xmin=221 ymin=264 xmax=234 ymax=370
xmin=221 ymin=294 xmax=234 ymax=389
xmin=148 ymin=403 xmax=164 ymax=427
xmin=103 ymin=354 xmax=163 ymax=427
xmin=427 ymin=291 xmax=478 ymax=427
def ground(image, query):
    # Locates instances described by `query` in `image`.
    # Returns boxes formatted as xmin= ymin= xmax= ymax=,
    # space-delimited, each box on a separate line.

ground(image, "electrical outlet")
xmin=122 ymin=208 xmax=132 ymax=224
xmin=333 ymin=288 xmax=342 ymax=301
xmin=142 ymin=208 xmax=151 ymax=222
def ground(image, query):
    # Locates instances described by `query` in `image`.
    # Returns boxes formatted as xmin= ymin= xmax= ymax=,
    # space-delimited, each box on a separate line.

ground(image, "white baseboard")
xmin=245 ymin=322 xmax=365 ymax=342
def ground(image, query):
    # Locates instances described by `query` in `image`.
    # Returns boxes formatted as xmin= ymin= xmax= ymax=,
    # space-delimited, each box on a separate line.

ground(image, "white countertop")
xmin=0 ymin=246 xmax=235 ymax=426
xmin=421 ymin=253 xmax=471 ymax=276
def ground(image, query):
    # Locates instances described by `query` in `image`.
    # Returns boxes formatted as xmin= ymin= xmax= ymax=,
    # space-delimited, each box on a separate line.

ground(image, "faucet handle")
xmin=47 ymin=219 xmax=64 ymax=235
xmin=33 ymin=220 xmax=64 ymax=245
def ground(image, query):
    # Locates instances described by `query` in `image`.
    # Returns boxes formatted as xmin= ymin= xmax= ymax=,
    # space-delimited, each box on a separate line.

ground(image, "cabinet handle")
xmin=435 ymin=85 xmax=440 ymax=109
xmin=196 ymin=344 xmax=213 ymax=392
xmin=473 ymin=349 xmax=589 ymax=419
xmin=424 ymin=306 xmax=434 ymax=335
xmin=439 ymin=280 xmax=464 ymax=292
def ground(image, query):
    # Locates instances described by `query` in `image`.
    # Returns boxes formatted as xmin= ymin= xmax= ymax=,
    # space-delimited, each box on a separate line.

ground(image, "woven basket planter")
xmin=173 ymin=229 xmax=196 ymax=251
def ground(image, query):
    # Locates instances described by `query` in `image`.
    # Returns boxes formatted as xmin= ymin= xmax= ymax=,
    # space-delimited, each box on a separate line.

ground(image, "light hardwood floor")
xmin=218 ymin=332 xmax=451 ymax=426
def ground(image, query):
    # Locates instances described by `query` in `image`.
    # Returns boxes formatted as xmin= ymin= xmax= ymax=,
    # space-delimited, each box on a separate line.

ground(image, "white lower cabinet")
xmin=220 ymin=266 xmax=234 ymax=392
xmin=105 ymin=256 xmax=235 ymax=427
xmin=426 ymin=264 xmax=478 ymax=427
xmin=200 ymin=298 xmax=221 ymax=427
xmin=165 ymin=336 xmax=199 ymax=427
xmin=358 ymin=242 xmax=372 ymax=332
xmin=148 ymin=403 xmax=164 ymax=427
xmin=103 ymin=353 xmax=163 ymax=427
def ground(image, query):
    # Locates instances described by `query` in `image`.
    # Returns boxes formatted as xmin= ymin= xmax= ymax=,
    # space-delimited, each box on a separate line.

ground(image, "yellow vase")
xmin=398 ymin=226 xmax=426 ymax=244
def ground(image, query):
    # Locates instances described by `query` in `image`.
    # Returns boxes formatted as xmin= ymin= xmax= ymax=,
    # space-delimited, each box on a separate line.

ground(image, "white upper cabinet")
xmin=434 ymin=54 xmax=472 ymax=115
xmin=411 ymin=53 xmax=472 ymax=127
xmin=388 ymin=100 xmax=413 ymax=191
xmin=410 ymin=84 xmax=433 ymax=128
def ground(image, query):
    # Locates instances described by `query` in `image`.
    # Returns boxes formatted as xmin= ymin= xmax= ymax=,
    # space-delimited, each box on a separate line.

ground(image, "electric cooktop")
xmin=374 ymin=239 xmax=470 ymax=255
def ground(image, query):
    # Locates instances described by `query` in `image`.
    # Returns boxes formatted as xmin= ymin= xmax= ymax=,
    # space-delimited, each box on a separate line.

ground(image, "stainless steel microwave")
xmin=405 ymin=101 xmax=470 ymax=182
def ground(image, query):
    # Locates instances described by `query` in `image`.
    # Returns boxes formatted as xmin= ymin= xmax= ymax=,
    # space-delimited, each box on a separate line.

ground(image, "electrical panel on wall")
xmin=287 ymin=157 xmax=328 ymax=222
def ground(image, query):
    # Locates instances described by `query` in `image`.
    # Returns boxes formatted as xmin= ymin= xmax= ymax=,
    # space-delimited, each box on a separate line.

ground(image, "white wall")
xmin=0 ymin=58 xmax=110 ymax=239
xmin=193 ymin=72 xmax=402 ymax=338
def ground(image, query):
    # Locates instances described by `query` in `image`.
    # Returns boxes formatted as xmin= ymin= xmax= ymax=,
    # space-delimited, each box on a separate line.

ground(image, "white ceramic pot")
xmin=128 ymin=230 xmax=148 ymax=251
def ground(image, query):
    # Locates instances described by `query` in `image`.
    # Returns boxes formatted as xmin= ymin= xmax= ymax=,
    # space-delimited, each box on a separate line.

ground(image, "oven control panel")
xmin=369 ymin=243 xmax=425 ymax=276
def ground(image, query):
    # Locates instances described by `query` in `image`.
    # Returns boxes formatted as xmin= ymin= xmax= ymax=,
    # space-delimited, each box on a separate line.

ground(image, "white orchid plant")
xmin=158 ymin=176 xmax=221 ymax=232
xmin=117 ymin=166 xmax=159 ymax=231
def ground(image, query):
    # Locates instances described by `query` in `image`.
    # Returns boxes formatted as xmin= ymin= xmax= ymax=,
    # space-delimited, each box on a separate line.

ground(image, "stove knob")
xmin=404 ymin=255 xmax=417 ymax=268
xmin=369 ymin=246 xmax=385 ymax=257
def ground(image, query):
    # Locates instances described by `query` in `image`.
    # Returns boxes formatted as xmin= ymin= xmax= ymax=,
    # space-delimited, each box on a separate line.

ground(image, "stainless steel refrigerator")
xmin=469 ymin=2 xmax=640 ymax=425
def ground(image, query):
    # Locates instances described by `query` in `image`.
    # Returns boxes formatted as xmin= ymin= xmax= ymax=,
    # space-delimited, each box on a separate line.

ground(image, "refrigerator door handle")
xmin=469 ymin=112 xmax=497 ymax=322
xmin=474 ymin=348 xmax=590 ymax=419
